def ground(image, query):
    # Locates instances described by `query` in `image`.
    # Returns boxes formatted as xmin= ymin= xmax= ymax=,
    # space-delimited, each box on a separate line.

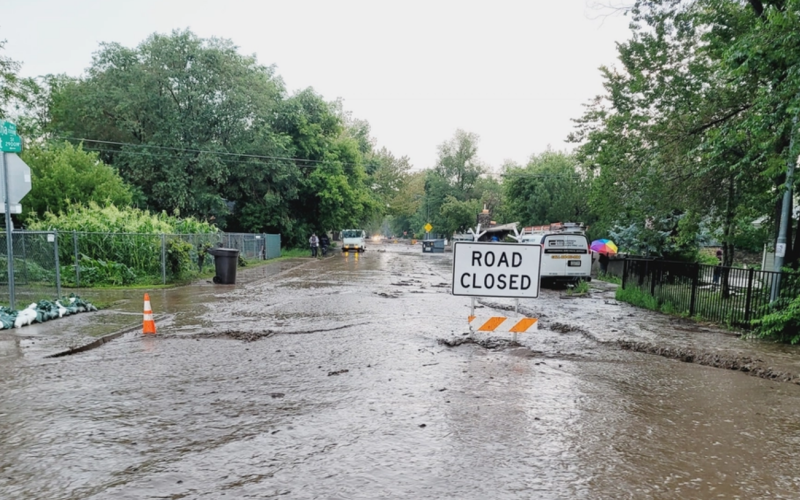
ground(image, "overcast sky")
xmin=2 ymin=0 xmax=632 ymax=171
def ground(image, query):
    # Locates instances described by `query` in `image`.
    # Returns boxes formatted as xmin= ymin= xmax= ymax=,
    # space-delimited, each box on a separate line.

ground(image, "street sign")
xmin=452 ymin=241 xmax=542 ymax=298
xmin=0 ymin=204 xmax=22 ymax=214
xmin=424 ymin=223 xmax=433 ymax=232
xmin=1 ymin=154 xmax=31 ymax=204
xmin=0 ymin=133 xmax=22 ymax=153
xmin=0 ymin=121 xmax=16 ymax=135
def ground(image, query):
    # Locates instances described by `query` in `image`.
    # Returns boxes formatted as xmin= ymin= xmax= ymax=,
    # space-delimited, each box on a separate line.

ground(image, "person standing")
xmin=309 ymin=233 xmax=319 ymax=258
xmin=598 ymin=252 xmax=609 ymax=274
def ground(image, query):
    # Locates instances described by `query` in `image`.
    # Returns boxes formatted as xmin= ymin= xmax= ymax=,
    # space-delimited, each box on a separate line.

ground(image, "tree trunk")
xmin=721 ymin=175 xmax=736 ymax=299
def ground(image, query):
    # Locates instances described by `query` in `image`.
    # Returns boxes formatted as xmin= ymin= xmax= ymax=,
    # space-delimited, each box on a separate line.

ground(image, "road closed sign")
xmin=452 ymin=242 xmax=542 ymax=298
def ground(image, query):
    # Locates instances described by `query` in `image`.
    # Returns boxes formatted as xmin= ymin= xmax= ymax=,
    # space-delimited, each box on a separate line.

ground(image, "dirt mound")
xmin=189 ymin=330 xmax=275 ymax=342
xmin=549 ymin=322 xmax=581 ymax=333
xmin=617 ymin=340 xmax=800 ymax=384
xmin=438 ymin=336 xmax=522 ymax=350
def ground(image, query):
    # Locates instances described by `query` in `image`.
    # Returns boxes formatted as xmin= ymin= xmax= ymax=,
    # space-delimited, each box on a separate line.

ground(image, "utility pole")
xmin=771 ymin=113 xmax=799 ymax=302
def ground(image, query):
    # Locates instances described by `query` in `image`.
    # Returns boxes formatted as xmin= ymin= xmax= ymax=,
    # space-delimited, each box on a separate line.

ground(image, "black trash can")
xmin=207 ymin=247 xmax=239 ymax=284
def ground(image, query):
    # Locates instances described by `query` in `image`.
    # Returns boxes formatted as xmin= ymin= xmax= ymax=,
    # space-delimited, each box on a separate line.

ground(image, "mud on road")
xmin=2 ymin=244 xmax=800 ymax=499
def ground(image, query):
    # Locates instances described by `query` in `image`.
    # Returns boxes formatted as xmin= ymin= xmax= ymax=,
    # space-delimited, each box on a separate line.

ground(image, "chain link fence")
xmin=0 ymin=230 xmax=281 ymax=308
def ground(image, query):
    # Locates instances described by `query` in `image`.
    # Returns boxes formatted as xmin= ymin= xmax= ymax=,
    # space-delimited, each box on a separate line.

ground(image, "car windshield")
xmin=342 ymin=230 xmax=362 ymax=238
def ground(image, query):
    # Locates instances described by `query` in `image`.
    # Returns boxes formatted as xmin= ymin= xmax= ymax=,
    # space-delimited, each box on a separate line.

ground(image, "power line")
xmin=55 ymin=136 xmax=334 ymax=166
xmin=500 ymin=172 xmax=583 ymax=178
xmin=80 ymin=146 xmax=320 ymax=169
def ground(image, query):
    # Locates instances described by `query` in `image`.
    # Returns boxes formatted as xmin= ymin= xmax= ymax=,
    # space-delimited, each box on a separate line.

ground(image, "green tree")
xmin=571 ymin=0 xmax=777 ymax=263
xmin=433 ymin=129 xmax=483 ymax=196
xmin=387 ymin=170 xmax=425 ymax=237
xmin=20 ymin=141 xmax=134 ymax=220
xmin=422 ymin=130 xmax=487 ymax=235
xmin=439 ymin=196 xmax=482 ymax=235
xmin=46 ymin=30 xmax=292 ymax=228
xmin=38 ymin=30 xmax=385 ymax=246
xmin=503 ymin=150 xmax=593 ymax=228
xmin=0 ymin=39 xmax=27 ymax=119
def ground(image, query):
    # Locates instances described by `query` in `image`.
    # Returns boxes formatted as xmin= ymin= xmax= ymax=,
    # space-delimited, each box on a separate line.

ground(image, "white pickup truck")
xmin=341 ymin=229 xmax=367 ymax=252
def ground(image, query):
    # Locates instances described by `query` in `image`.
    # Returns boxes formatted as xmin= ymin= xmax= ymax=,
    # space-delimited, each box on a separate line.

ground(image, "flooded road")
xmin=2 ymin=244 xmax=800 ymax=499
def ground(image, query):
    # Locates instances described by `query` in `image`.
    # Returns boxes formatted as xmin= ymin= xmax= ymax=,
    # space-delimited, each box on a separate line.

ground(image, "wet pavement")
xmin=2 ymin=243 xmax=800 ymax=499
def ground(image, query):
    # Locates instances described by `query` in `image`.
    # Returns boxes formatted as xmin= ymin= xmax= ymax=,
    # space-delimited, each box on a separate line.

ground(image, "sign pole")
xmin=2 ymin=152 xmax=14 ymax=309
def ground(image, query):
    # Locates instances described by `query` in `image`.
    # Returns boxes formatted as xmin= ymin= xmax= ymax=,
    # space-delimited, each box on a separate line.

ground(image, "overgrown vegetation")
xmin=166 ymin=239 xmax=193 ymax=280
xmin=615 ymin=286 xmax=660 ymax=312
xmin=752 ymin=296 xmax=800 ymax=344
xmin=26 ymin=202 xmax=218 ymax=234
xmin=62 ymin=256 xmax=137 ymax=286
xmin=750 ymin=273 xmax=800 ymax=343
xmin=25 ymin=204 xmax=221 ymax=285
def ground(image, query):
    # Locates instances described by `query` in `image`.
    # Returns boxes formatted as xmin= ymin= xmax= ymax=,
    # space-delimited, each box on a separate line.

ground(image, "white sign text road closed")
xmin=452 ymin=242 xmax=542 ymax=298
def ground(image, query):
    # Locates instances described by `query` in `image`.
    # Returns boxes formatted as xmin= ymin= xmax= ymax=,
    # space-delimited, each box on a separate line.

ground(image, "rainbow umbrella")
xmin=590 ymin=239 xmax=618 ymax=255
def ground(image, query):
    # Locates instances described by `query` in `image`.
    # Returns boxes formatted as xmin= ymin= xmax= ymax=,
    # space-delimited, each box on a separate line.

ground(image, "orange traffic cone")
xmin=143 ymin=293 xmax=157 ymax=335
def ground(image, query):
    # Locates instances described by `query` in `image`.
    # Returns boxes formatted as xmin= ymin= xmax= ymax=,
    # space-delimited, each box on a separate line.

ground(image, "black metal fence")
xmin=614 ymin=257 xmax=800 ymax=327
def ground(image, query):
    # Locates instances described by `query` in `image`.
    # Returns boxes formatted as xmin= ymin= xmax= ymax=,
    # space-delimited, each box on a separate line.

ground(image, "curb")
xmin=46 ymin=320 xmax=148 ymax=358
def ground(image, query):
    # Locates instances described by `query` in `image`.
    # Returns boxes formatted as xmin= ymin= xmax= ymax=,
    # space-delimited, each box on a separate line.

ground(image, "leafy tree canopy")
xmin=503 ymin=150 xmax=593 ymax=230
xmin=29 ymin=30 xmax=385 ymax=246
xmin=20 ymin=141 xmax=134 ymax=221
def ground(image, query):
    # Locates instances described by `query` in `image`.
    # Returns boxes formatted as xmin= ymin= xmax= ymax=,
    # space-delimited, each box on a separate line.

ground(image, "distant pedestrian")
xmin=713 ymin=249 xmax=722 ymax=284
xmin=319 ymin=235 xmax=330 ymax=256
xmin=598 ymin=253 xmax=609 ymax=274
xmin=309 ymin=233 xmax=319 ymax=258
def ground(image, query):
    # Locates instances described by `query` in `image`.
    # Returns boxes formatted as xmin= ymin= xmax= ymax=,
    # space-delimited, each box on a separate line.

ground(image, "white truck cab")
xmin=341 ymin=229 xmax=367 ymax=252
xmin=519 ymin=223 xmax=591 ymax=286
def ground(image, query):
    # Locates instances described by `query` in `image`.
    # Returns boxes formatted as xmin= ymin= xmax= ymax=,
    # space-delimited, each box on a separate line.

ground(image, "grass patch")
xmin=615 ymin=286 xmax=659 ymax=311
xmin=596 ymin=272 xmax=622 ymax=285
xmin=566 ymin=280 xmax=591 ymax=296
xmin=279 ymin=248 xmax=313 ymax=259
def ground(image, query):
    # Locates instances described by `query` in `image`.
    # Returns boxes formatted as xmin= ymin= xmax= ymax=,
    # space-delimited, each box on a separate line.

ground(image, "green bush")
xmin=64 ymin=255 xmax=137 ymax=286
xmin=166 ymin=239 xmax=193 ymax=279
xmin=0 ymin=256 xmax=56 ymax=284
xmin=751 ymin=296 xmax=800 ymax=344
xmin=27 ymin=202 xmax=218 ymax=234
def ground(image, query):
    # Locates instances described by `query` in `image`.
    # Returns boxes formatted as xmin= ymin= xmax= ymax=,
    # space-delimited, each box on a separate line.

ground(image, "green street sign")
xmin=0 ymin=121 xmax=16 ymax=136
xmin=0 ymin=133 xmax=22 ymax=153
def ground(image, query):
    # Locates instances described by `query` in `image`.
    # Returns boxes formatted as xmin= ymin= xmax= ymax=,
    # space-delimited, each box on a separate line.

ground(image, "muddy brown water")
xmin=2 ymin=244 xmax=800 ymax=499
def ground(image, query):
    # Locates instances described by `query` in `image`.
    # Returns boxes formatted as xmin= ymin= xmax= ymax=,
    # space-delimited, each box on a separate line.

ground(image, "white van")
xmin=519 ymin=224 xmax=591 ymax=286
xmin=341 ymin=229 xmax=367 ymax=252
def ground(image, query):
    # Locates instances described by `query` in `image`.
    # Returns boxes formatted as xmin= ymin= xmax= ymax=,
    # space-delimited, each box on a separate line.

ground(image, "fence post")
xmin=650 ymin=260 xmax=658 ymax=296
xmin=21 ymin=231 xmax=28 ymax=285
xmin=744 ymin=267 xmax=756 ymax=324
xmin=161 ymin=233 xmax=166 ymax=285
xmin=689 ymin=262 xmax=699 ymax=317
xmin=621 ymin=257 xmax=628 ymax=289
xmin=73 ymin=231 xmax=80 ymax=287
xmin=54 ymin=231 xmax=61 ymax=299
